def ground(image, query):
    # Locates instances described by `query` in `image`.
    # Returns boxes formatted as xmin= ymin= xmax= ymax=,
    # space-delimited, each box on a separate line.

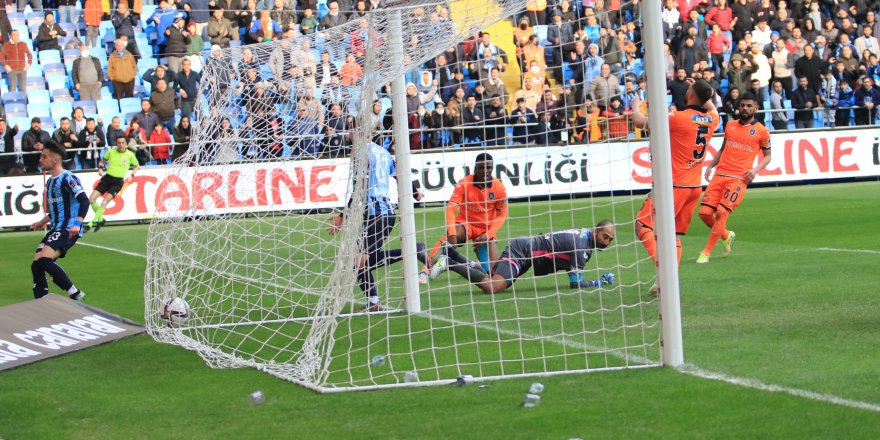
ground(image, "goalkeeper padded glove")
xmin=599 ymin=272 xmax=615 ymax=286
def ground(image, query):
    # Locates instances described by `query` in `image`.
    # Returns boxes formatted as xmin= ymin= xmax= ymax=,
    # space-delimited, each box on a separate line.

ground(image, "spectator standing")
xmin=769 ymin=38 xmax=794 ymax=97
xmin=271 ymin=0 xmax=298 ymax=33
xmin=177 ymin=58 xmax=200 ymax=119
xmin=212 ymin=0 xmax=241 ymax=42
xmin=84 ymin=0 xmax=103 ymax=48
xmin=108 ymin=39 xmax=138 ymax=99
xmin=143 ymin=65 xmax=179 ymax=90
xmin=0 ymin=30 xmax=31 ymax=95
xmin=173 ymin=116 xmax=192 ymax=162
xmin=749 ymin=43 xmax=772 ymax=100
xmin=134 ymin=100 xmax=161 ymax=138
xmin=0 ymin=5 xmax=11 ymax=44
xmin=52 ymin=117 xmax=79 ymax=170
xmin=208 ymin=8 xmax=235 ymax=48
xmin=669 ymin=67 xmax=690 ymax=109
xmin=76 ymin=118 xmax=107 ymax=169
xmin=339 ymin=53 xmax=363 ymax=86
xmin=731 ymin=0 xmax=756 ymax=44
xmin=461 ymin=95 xmax=484 ymax=144
xmin=512 ymin=79 xmax=541 ymax=112
xmin=182 ymin=0 xmax=211 ymax=38
xmin=300 ymin=8 xmax=319 ymax=35
xmin=481 ymin=67 xmax=508 ymax=107
xmin=37 ymin=12 xmax=66 ymax=52
xmin=707 ymin=24 xmax=732 ymax=77
xmin=164 ymin=16 xmax=192 ymax=73
xmin=73 ymin=45 xmax=104 ymax=102
xmin=483 ymin=95 xmax=507 ymax=146
xmin=319 ymin=1 xmax=349 ymax=32
xmin=183 ymin=22 xmax=204 ymax=71
xmin=21 ymin=118 xmax=50 ymax=173
xmin=855 ymin=26 xmax=880 ymax=59
xmin=58 ymin=0 xmax=79 ymax=28
xmin=705 ymin=0 xmax=734 ymax=61
xmin=794 ymin=44 xmax=826 ymax=93
xmin=150 ymin=79 xmax=179 ymax=134
xmin=791 ymin=76 xmax=819 ymax=128
xmin=768 ymin=80 xmax=788 ymax=130
xmin=150 ymin=0 xmax=185 ymax=57
xmin=249 ymin=10 xmax=282 ymax=42
xmin=833 ymin=79 xmax=855 ymax=127
xmin=854 ymin=77 xmax=880 ymax=126
xmin=112 ymin=2 xmax=142 ymax=59
xmin=0 ymin=118 xmax=20 ymax=175
xmin=508 ymin=98 xmax=536 ymax=144
xmin=588 ymin=64 xmax=620 ymax=111
xmin=148 ymin=123 xmax=173 ymax=165
xmin=105 ymin=116 xmax=126 ymax=148
xmin=16 ymin=0 xmax=42 ymax=13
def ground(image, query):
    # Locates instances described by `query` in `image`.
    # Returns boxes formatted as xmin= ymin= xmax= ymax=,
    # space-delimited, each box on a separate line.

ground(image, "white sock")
xmin=68 ymin=285 xmax=78 ymax=294
xmin=369 ymin=296 xmax=379 ymax=305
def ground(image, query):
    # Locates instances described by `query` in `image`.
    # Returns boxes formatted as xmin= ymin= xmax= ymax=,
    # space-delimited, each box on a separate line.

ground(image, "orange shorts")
xmin=450 ymin=222 xmax=496 ymax=241
xmin=702 ymin=176 xmax=747 ymax=213
xmin=635 ymin=187 xmax=702 ymax=235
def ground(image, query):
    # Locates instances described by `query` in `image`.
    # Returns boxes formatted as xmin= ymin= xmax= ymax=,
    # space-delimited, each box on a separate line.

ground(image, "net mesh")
xmin=145 ymin=0 xmax=661 ymax=391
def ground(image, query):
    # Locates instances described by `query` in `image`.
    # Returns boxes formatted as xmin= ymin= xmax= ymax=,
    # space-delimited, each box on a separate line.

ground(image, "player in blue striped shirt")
xmin=29 ymin=141 xmax=90 ymax=301
xmin=328 ymin=142 xmax=430 ymax=313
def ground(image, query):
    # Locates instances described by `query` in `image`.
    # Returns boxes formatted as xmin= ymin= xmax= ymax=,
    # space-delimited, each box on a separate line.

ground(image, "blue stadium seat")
xmin=25 ymin=76 xmax=46 ymax=89
xmin=2 ymin=92 xmax=28 ymax=104
xmin=133 ymin=85 xmax=148 ymax=98
xmin=39 ymin=49 xmax=62 ymax=64
xmin=47 ymin=76 xmax=69 ymax=92
xmin=73 ymin=100 xmax=97 ymax=114
xmin=28 ymin=89 xmax=51 ymax=104
xmin=27 ymin=103 xmax=51 ymax=120
xmin=119 ymin=97 xmax=142 ymax=114
xmin=50 ymin=101 xmax=74 ymax=120
xmin=317 ymin=3 xmax=329 ymax=19
xmin=125 ymin=111 xmax=139 ymax=124
xmin=534 ymin=25 xmax=548 ymax=43
xmin=43 ymin=62 xmax=67 ymax=77
xmin=98 ymin=20 xmax=114 ymax=36
xmin=63 ymin=48 xmax=80 ymax=64
xmin=60 ymin=22 xmax=76 ymax=36
xmin=8 ymin=12 xmax=26 ymax=27
xmin=39 ymin=117 xmax=55 ymax=131
xmin=27 ymin=62 xmax=43 ymax=76
xmin=229 ymin=40 xmax=241 ymax=47
xmin=5 ymin=103 xmax=27 ymax=115
xmin=137 ymin=57 xmax=158 ymax=69
xmin=52 ymin=88 xmax=75 ymax=102
xmin=97 ymin=98 xmax=120 ymax=115
xmin=26 ymin=12 xmax=43 ymax=27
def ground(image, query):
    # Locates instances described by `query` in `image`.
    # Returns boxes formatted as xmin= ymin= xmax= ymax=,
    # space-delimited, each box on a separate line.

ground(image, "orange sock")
xmin=637 ymin=227 xmax=658 ymax=266
xmin=675 ymin=236 xmax=682 ymax=264
xmin=702 ymin=211 xmax=729 ymax=255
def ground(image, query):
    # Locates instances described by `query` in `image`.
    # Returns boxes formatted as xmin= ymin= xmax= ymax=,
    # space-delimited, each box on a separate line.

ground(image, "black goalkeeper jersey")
xmin=511 ymin=228 xmax=596 ymax=276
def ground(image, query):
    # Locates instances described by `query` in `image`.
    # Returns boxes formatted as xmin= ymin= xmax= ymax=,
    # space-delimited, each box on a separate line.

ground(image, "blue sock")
xmin=475 ymin=244 xmax=490 ymax=273
xmin=31 ymin=260 xmax=49 ymax=299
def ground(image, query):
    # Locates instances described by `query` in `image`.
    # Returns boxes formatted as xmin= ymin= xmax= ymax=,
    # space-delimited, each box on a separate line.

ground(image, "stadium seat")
xmin=27 ymin=62 xmax=43 ymax=76
xmin=60 ymin=22 xmax=76 ymax=36
xmin=8 ymin=12 xmax=26 ymax=27
xmin=133 ymin=85 xmax=148 ymax=98
xmin=5 ymin=103 xmax=27 ymax=115
xmin=318 ymin=3 xmax=329 ymax=19
xmin=97 ymin=98 xmax=120 ymax=115
xmin=119 ymin=97 xmax=142 ymax=114
xmin=28 ymin=89 xmax=51 ymax=104
xmin=63 ymin=48 xmax=80 ymax=64
xmin=230 ymin=40 xmax=242 ymax=47
xmin=50 ymin=101 xmax=74 ymax=120
xmin=39 ymin=117 xmax=55 ymax=131
xmin=73 ymin=100 xmax=98 ymax=114
xmin=25 ymin=76 xmax=46 ymax=89
xmin=27 ymin=103 xmax=52 ymax=120
xmin=2 ymin=91 xmax=28 ymax=105
xmin=52 ymin=88 xmax=75 ymax=102
xmin=26 ymin=12 xmax=43 ymax=27
xmin=47 ymin=76 xmax=69 ymax=92
xmin=98 ymin=20 xmax=115 ymax=36
xmin=43 ymin=62 xmax=67 ymax=77
xmin=39 ymin=49 xmax=62 ymax=64
xmin=137 ymin=57 xmax=159 ymax=69
xmin=125 ymin=111 xmax=139 ymax=124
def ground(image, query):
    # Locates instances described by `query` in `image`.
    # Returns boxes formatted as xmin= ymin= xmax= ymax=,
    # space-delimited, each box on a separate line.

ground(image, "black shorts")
xmin=362 ymin=215 xmax=396 ymax=255
xmin=95 ymin=175 xmax=125 ymax=196
xmin=492 ymin=238 xmax=532 ymax=287
xmin=37 ymin=229 xmax=80 ymax=259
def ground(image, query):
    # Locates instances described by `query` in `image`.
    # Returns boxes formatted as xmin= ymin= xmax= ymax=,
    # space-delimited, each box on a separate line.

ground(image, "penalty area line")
xmin=84 ymin=241 xmax=880 ymax=413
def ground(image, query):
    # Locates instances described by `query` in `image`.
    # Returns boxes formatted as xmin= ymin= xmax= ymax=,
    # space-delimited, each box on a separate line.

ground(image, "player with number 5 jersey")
xmin=696 ymin=92 xmax=772 ymax=264
xmin=629 ymin=79 xmax=720 ymax=271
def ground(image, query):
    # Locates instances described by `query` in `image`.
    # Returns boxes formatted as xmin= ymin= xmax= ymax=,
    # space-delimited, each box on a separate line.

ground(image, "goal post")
xmin=144 ymin=0 xmax=681 ymax=391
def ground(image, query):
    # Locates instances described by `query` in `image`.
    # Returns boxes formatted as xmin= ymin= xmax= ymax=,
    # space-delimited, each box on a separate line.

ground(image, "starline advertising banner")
xmin=1 ymin=128 xmax=877 ymax=228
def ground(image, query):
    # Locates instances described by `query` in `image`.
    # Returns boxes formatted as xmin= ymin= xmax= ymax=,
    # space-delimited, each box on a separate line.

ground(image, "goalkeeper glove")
xmin=576 ymin=272 xmax=615 ymax=288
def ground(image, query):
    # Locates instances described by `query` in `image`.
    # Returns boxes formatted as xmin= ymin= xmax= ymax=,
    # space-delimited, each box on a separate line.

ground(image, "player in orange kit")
xmin=426 ymin=153 xmax=508 ymax=281
xmin=696 ymin=92 xmax=771 ymax=264
xmin=629 ymin=79 xmax=719 ymax=295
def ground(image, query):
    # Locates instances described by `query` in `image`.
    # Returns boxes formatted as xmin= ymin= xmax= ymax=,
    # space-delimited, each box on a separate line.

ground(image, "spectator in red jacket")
xmin=148 ymin=123 xmax=173 ymax=165
xmin=0 ymin=30 xmax=32 ymax=95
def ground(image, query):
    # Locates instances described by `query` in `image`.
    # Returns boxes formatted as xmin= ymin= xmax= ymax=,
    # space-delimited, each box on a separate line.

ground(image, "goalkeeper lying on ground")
xmin=435 ymin=220 xmax=617 ymax=294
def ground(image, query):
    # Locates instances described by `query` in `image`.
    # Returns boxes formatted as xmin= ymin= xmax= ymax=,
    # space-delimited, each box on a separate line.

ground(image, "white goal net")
xmin=145 ymin=0 xmax=663 ymax=392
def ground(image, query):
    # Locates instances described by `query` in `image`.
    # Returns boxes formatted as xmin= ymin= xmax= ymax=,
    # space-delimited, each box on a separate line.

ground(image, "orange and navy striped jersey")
xmin=715 ymin=119 xmax=771 ymax=180
xmin=668 ymin=106 xmax=720 ymax=187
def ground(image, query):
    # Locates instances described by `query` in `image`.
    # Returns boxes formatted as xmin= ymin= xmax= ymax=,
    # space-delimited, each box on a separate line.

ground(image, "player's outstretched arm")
xmin=569 ymin=272 xmax=615 ymax=289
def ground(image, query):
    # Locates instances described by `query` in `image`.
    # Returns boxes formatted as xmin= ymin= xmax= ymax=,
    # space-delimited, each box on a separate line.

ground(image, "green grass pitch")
xmin=1 ymin=181 xmax=879 ymax=439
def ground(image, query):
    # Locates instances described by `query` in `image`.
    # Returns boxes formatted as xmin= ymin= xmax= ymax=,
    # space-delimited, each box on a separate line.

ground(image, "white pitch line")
xmin=84 ymin=241 xmax=880 ymax=412
xmin=817 ymin=247 xmax=880 ymax=255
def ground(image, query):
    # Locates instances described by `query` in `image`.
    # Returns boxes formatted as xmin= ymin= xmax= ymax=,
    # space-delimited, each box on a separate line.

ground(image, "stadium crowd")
xmin=0 ymin=0 xmax=879 ymax=175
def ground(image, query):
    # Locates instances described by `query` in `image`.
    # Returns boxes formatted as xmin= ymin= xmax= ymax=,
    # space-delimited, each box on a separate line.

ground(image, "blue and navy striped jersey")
xmin=45 ymin=171 xmax=86 ymax=235
xmin=366 ymin=142 xmax=396 ymax=217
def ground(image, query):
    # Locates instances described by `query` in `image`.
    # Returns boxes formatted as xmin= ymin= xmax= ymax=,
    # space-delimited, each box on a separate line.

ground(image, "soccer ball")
xmin=160 ymin=297 xmax=190 ymax=326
